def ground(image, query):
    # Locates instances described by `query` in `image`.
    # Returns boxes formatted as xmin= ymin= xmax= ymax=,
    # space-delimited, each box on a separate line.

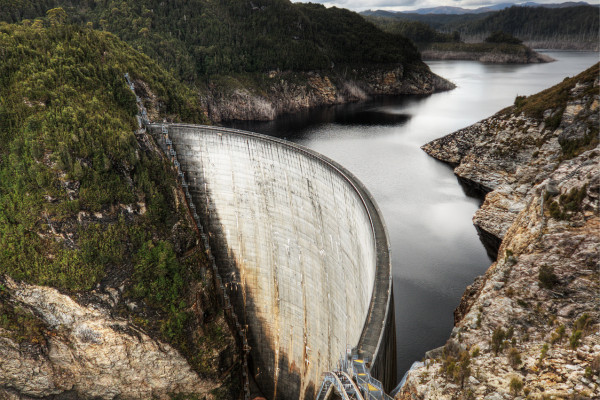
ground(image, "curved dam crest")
xmin=148 ymin=124 xmax=396 ymax=399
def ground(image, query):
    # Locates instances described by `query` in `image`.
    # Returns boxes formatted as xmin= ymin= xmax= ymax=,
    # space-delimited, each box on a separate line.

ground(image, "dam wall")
xmin=148 ymin=124 xmax=395 ymax=399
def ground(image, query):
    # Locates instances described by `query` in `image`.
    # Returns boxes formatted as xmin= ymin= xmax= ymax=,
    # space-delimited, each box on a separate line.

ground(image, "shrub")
xmin=551 ymin=325 xmax=566 ymax=344
xmin=456 ymin=351 xmax=471 ymax=388
xmin=509 ymin=376 xmax=524 ymax=395
xmin=471 ymin=346 xmax=480 ymax=358
xmin=514 ymin=95 xmax=526 ymax=108
xmin=591 ymin=355 xmax=600 ymax=375
xmin=544 ymin=110 xmax=563 ymax=130
xmin=509 ymin=347 xmax=522 ymax=368
xmin=573 ymin=313 xmax=592 ymax=334
xmin=491 ymin=327 xmax=506 ymax=355
xmin=485 ymin=31 xmax=523 ymax=44
xmin=570 ymin=330 xmax=582 ymax=349
xmin=539 ymin=265 xmax=559 ymax=289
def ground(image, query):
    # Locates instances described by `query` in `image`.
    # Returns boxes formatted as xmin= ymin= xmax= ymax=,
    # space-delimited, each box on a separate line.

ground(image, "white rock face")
xmin=0 ymin=277 xmax=217 ymax=399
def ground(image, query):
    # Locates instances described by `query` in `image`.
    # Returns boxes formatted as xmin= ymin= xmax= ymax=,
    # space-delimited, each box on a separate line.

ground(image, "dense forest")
xmin=363 ymin=5 xmax=599 ymax=48
xmin=0 ymin=0 xmax=421 ymax=83
xmin=458 ymin=5 xmax=599 ymax=41
xmin=0 ymin=17 xmax=236 ymax=392
xmin=367 ymin=19 xmax=461 ymax=44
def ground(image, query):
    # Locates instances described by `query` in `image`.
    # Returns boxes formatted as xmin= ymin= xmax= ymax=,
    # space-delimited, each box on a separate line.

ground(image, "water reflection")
xmin=225 ymin=95 xmax=428 ymax=139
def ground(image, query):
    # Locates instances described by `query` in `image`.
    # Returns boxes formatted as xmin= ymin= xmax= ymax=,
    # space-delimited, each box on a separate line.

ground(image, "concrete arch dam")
xmin=148 ymin=124 xmax=396 ymax=400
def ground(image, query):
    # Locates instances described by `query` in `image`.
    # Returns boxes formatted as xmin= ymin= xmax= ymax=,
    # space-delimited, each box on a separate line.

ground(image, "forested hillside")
xmin=459 ymin=5 xmax=599 ymax=46
xmin=0 ymin=0 xmax=420 ymax=83
xmin=0 ymin=18 xmax=238 ymax=397
xmin=363 ymin=5 xmax=599 ymax=49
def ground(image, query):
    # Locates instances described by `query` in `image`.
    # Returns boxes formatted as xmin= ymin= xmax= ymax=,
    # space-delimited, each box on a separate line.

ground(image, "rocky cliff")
xmin=397 ymin=63 xmax=599 ymax=399
xmin=203 ymin=65 xmax=454 ymax=122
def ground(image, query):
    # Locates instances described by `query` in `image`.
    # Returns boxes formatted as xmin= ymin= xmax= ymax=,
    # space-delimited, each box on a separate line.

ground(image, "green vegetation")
xmin=364 ymin=5 xmax=599 ymax=48
xmin=491 ymin=327 xmax=506 ymax=354
xmin=509 ymin=376 xmax=524 ymax=395
xmin=547 ymin=185 xmax=588 ymax=220
xmin=424 ymin=41 xmax=536 ymax=56
xmin=550 ymin=324 xmax=566 ymax=344
xmin=508 ymin=347 xmax=522 ymax=368
xmin=484 ymin=31 xmax=522 ymax=44
xmin=0 ymin=18 xmax=235 ymax=384
xmin=440 ymin=341 xmax=471 ymax=388
xmin=512 ymin=63 xmax=599 ymax=120
xmin=0 ymin=18 xmax=205 ymax=290
xmin=537 ymin=343 xmax=549 ymax=366
xmin=368 ymin=17 xmax=541 ymax=60
xmin=0 ymin=0 xmax=421 ymax=84
xmin=459 ymin=5 xmax=599 ymax=44
xmin=569 ymin=314 xmax=592 ymax=350
xmin=365 ymin=18 xmax=460 ymax=45
xmin=538 ymin=265 xmax=559 ymax=289
xmin=0 ymin=284 xmax=46 ymax=344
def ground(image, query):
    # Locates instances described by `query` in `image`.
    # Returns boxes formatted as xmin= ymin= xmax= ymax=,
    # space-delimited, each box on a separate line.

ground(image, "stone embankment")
xmin=397 ymin=64 xmax=599 ymax=399
xmin=203 ymin=65 xmax=454 ymax=122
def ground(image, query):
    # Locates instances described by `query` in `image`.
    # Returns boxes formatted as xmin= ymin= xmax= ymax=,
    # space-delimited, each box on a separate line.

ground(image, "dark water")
xmin=222 ymin=51 xmax=599 ymax=383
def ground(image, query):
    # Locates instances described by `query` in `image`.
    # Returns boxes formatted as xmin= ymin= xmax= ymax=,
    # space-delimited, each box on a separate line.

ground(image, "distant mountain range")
xmin=363 ymin=1 xmax=594 ymax=15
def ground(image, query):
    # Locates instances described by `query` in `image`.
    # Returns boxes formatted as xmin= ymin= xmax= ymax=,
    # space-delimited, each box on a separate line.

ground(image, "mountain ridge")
xmin=362 ymin=1 xmax=594 ymax=15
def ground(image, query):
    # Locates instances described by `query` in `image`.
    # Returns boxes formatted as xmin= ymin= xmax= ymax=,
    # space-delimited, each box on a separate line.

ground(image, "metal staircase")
xmin=316 ymin=352 xmax=394 ymax=400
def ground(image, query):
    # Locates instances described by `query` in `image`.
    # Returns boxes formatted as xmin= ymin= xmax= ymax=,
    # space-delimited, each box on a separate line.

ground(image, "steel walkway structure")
xmin=316 ymin=354 xmax=394 ymax=400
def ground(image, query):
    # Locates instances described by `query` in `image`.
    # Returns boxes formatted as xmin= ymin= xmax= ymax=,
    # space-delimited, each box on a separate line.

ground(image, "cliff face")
xmin=203 ymin=65 xmax=455 ymax=122
xmin=397 ymin=64 xmax=599 ymax=399
xmin=0 ymin=276 xmax=226 ymax=399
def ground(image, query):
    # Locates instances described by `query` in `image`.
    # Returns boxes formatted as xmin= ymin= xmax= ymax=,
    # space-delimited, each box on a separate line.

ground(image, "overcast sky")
xmin=291 ymin=0 xmax=598 ymax=12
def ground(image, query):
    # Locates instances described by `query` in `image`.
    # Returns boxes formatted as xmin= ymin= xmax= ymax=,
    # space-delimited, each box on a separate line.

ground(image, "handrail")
xmin=318 ymin=372 xmax=352 ymax=400
xmin=337 ymin=371 xmax=365 ymax=400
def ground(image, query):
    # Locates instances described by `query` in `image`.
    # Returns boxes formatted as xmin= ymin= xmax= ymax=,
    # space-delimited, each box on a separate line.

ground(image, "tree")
xmin=484 ymin=31 xmax=522 ymax=44
xmin=46 ymin=7 xmax=68 ymax=26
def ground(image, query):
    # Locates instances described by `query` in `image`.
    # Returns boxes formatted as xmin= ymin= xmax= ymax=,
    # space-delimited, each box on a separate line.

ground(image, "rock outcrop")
xmin=203 ymin=65 xmax=454 ymax=122
xmin=397 ymin=64 xmax=599 ymax=399
xmin=0 ymin=277 xmax=219 ymax=399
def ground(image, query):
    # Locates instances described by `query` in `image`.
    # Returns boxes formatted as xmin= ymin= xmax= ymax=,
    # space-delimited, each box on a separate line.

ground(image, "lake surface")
xmin=222 ymin=51 xmax=599 ymax=383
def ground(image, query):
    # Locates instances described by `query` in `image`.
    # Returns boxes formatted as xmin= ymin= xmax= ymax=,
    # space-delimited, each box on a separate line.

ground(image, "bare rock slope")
xmin=0 ymin=277 xmax=218 ymax=399
xmin=398 ymin=63 xmax=599 ymax=399
xmin=204 ymin=65 xmax=454 ymax=122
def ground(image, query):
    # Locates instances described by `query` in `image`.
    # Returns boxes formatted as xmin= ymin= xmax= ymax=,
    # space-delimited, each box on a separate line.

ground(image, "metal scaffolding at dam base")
xmin=316 ymin=353 xmax=393 ymax=400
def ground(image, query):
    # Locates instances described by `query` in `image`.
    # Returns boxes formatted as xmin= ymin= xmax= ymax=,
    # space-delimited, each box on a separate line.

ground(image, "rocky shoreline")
xmin=397 ymin=64 xmax=599 ymax=399
xmin=202 ymin=65 xmax=455 ymax=122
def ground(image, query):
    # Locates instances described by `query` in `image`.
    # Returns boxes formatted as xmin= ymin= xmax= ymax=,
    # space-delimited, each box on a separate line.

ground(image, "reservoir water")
xmin=222 ymin=51 xmax=599 ymax=382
